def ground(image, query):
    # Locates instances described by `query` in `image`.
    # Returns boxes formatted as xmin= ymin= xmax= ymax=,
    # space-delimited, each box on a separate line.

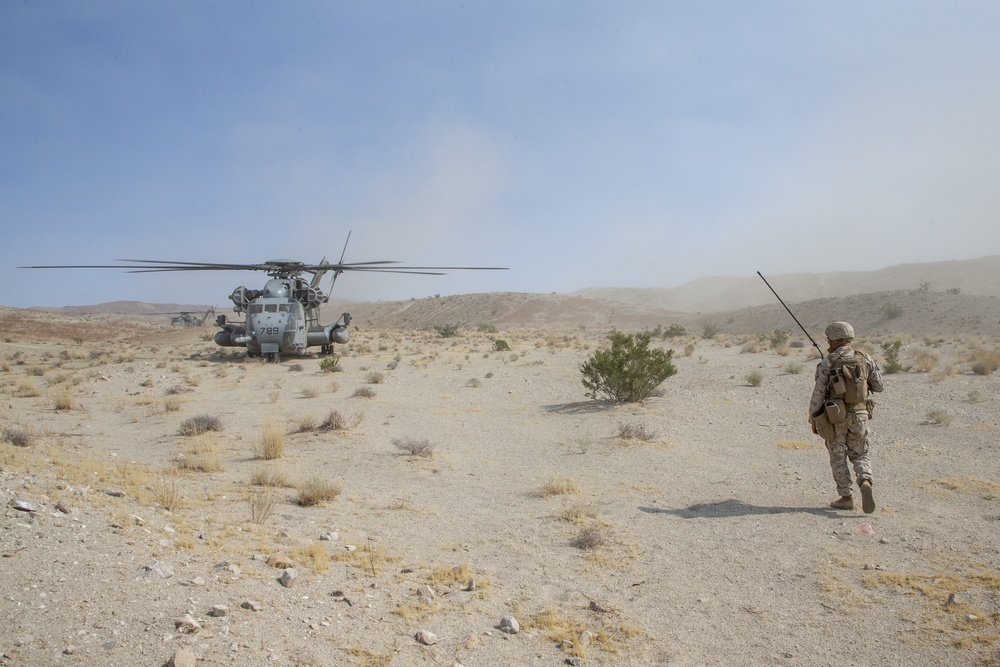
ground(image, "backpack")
xmin=827 ymin=349 xmax=869 ymax=406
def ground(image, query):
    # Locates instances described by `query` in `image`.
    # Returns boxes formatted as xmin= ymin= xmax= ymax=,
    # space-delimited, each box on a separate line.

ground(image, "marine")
xmin=808 ymin=321 xmax=884 ymax=513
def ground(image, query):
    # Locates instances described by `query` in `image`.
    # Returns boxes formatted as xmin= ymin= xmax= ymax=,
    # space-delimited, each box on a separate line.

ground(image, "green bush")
xmin=664 ymin=324 xmax=687 ymax=338
xmin=318 ymin=354 xmax=340 ymax=373
xmin=581 ymin=332 xmax=677 ymax=403
xmin=881 ymin=340 xmax=909 ymax=374
xmin=434 ymin=323 xmax=460 ymax=338
xmin=493 ymin=339 xmax=511 ymax=352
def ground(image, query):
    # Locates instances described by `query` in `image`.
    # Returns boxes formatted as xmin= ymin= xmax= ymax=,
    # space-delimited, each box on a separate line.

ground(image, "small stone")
xmin=55 ymin=501 xmax=74 ymax=515
xmin=63 ymin=645 xmax=76 ymax=655
xmin=241 ymin=600 xmax=263 ymax=612
xmin=417 ymin=585 xmax=436 ymax=600
xmin=8 ymin=500 xmax=36 ymax=513
xmin=499 ymin=615 xmax=520 ymax=634
xmin=589 ymin=599 xmax=611 ymax=613
xmin=209 ymin=605 xmax=228 ymax=617
xmin=579 ymin=630 xmax=593 ymax=647
xmin=267 ymin=553 xmax=293 ymax=569
xmin=102 ymin=487 xmax=125 ymax=498
xmin=174 ymin=615 xmax=201 ymax=634
xmin=170 ymin=647 xmax=198 ymax=667
xmin=879 ymin=537 xmax=890 ymax=544
xmin=319 ymin=531 xmax=338 ymax=541
xmin=966 ymin=614 xmax=978 ymax=621
xmin=566 ymin=658 xmax=583 ymax=666
xmin=415 ymin=630 xmax=438 ymax=645
xmin=141 ymin=560 xmax=174 ymax=579
xmin=279 ymin=568 xmax=297 ymax=588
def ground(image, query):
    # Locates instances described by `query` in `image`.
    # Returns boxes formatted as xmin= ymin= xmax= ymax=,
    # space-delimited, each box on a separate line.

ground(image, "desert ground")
xmin=1 ymin=305 xmax=998 ymax=667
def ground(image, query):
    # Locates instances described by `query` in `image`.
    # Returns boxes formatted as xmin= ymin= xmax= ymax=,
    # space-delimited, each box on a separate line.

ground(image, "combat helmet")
xmin=825 ymin=321 xmax=855 ymax=341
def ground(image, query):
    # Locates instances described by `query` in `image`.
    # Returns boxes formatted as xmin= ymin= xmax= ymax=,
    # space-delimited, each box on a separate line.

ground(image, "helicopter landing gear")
xmin=264 ymin=352 xmax=280 ymax=363
xmin=321 ymin=344 xmax=332 ymax=355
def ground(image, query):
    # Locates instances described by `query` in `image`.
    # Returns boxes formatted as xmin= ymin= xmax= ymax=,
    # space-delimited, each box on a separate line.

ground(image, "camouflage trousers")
xmin=825 ymin=412 xmax=874 ymax=498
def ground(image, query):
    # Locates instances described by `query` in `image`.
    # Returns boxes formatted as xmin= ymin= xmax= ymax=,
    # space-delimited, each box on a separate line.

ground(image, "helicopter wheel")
xmin=321 ymin=344 xmax=332 ymax=355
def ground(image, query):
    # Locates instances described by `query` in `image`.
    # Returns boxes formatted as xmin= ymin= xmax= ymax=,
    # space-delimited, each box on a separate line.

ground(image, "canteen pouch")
xmin=824 ymin=399 xmax=847 ymax=425
xmin=812 ymin=409 xmax=837 ymax=441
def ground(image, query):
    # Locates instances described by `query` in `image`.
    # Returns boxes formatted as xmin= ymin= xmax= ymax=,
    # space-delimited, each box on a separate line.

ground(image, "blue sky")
xmin=2 ymin=1 xmax=999 ymax=308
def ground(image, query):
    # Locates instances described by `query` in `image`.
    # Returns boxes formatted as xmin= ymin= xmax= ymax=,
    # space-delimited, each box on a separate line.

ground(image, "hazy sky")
xmin=2 ymin=2 xmax=999 ymax=308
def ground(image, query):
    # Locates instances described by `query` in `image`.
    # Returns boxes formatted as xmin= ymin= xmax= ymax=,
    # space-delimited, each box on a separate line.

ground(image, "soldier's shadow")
xmin=640 ymin=498 xmax=841 ymax=519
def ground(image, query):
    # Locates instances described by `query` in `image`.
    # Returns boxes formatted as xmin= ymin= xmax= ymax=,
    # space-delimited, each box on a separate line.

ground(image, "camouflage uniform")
xmin=808 ymin=343 xmax=884 ymax=498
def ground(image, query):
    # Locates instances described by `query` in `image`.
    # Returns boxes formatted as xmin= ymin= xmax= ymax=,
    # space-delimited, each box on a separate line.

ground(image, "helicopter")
xmin=21 ymin=235 xmax=507 ymax=362
xmin=163 ymin=306 xmax=216 ymax=327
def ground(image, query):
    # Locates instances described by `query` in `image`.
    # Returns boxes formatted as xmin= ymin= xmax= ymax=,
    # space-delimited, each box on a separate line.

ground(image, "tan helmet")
xmin=825 ymin=321 xmax=855 ymax=341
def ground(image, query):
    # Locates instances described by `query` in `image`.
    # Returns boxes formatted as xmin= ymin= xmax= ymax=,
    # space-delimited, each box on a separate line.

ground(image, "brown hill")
xmin=574 ymin=255 xmax=1000 ymax=313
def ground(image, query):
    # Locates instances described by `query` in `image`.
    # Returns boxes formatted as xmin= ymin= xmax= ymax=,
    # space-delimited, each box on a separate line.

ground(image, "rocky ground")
xmin=1 ymin=311 xmax=998 ymax=667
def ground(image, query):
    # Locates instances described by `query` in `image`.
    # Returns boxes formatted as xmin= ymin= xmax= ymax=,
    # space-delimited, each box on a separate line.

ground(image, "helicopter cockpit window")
xmin=249 ymin=304 xmax=264 ymax=314
xmin=265 ymin=304 xmax=278 ymax=313
xmin=278 ymin=304 xmax=291 ymax=313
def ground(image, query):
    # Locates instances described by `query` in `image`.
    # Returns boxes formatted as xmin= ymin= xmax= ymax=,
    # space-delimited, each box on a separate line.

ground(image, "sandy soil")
xmin=1 ymin=319 xmax=998 ymax=667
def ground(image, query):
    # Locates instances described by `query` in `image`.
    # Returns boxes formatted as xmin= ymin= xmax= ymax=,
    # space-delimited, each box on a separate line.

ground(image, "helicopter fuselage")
xmin=214 ymin=276 xmax=350 ymax=362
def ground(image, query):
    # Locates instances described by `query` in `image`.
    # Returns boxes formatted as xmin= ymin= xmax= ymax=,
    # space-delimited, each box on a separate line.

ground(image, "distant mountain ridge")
xmin=573 ymin=255 xmax=1000 ymax=313
xmin=29 ymin=301 xmax=212 ymax=316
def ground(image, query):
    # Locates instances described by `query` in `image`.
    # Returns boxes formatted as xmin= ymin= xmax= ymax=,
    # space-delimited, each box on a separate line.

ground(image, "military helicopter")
xmin=21 ymin=236 xmax=507 ymax=362
xmin=163 ymin=306 xmax=216 ymax=327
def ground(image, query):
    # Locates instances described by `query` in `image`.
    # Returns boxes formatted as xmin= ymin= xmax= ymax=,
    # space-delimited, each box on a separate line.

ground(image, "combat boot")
xmin=830 ymin=495 xmax=854 ymax=510
xmin=859 ymin=480 xmax=875 ymax=514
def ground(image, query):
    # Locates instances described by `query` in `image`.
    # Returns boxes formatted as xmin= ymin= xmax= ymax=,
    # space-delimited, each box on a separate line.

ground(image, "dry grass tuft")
xmin=249 ymin=466 xmax=291 ymax=487
xmin=615 ymin=421 xmax=657 ymax=442
xmin=351 ymin=386 xmax=377 ymax=398
xmin=2 ymin=427 xmax=33 ymax=447
xmin=178 ymin=414 xmax=223 ymax=436
xmin=571 ymin=526 xmax=609 ymax=550
xmin=246 ymin=487 xmax=276 ymax=524
xmin=256 ymin=422 xmax=286 ymax=460
xmin=297 ymin=476 xmax=342 ymax=506
xmin=541 ymin=475 xmax=581 ymax=497
xmin=393 ymin=437 xmax=436 ymax=458
xmin=932 ymin=477 xmax=1000 ymax=500
xmin=177 ymin=433 xmax=226 ymax=472
xmin=317 ymin=409 xmax=363 ymax=432
xmin=779 ymin=440 xmax=820 ymax=450
xmin=291 ymin=540 xmax=331 ymax=573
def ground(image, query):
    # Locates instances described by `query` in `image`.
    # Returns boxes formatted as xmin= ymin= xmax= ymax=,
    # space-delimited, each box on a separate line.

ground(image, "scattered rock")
xmin=170 ymin=647 xmax=198 ymax=667
xmin=63 ymin=645 xmax=76 ymax=655
xmin=566 ymin=658 xmax=583 ymax=666
xmin=278 ymin=568 xmax=297 ymax=588
xmin=267 ymin=553 xmax=293 ymax=569
xmin=588 ymin=599 xmax=611 ymax=613
xmin=415 ymin=630 xmax=438 ymax=645
xmin=55 ymin=500 xmax=74 ymax=514
xmin=102 ymin=487 xmax=125 ymax=498
xmin=319 ymin=531 xmax=338 ymax=541
xmin=8 ymin=499 xmax=36 ymax=513
xmin=241 ymin=600 xmax=263 ymax=612
xmin=945 ymin=593 xmax=959 ymax=607
xmin=209 ymin=605 xmax=228 ymax=617
xmin=579 ymin=630 xmax=593 ymax=647
xmin=499 ymin=615 xmax=520 ymax=634
xmin=417 ymin=585 xmax=436 ymax=600
xmin=141 ymin=560 xmax=174 ymax=579
xmin=174 ymin=614 xmax=201 ymax=634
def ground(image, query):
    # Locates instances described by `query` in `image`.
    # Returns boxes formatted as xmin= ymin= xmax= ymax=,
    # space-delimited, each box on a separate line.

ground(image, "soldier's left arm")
xmin=866 ymin=353 xmax=884 ymax=393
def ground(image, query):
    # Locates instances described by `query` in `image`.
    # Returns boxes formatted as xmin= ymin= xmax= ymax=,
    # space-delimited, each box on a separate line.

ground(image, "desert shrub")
xmin=881 ymin=341 xmax=909 ymax=374
xmin=784 ymin=362 xmax=804 ymax=375
xmin=881 ymin=303 xmax=904 ymax=319
xmin=287 ymin=363 xmax=304 ymax=372
xmin=178 ymin=433 xmax=225 ymax=472
xmin=249 ymin=466 xmax=290 ymax=487
xmin=300 ymin=385 xmax=319 ymax=398
xmin=297 ymin=477 xmax=342 ymax=506
xmin=913 ymin=350 xmax=939 ymax=373
xmin=493 ymin=339 xmax=511 ymax=352
xmin=926 ymin=409 xmax=952 ymax=426
xmin=16 ymin=379 xmax=42 ymax=397
xmin=318 ymin=355 xmax=341 ymax=373
xmin=683 ymin=344 xmax=695 ymax=357
xmin=246 ymin=488 xmax=276 ymax=524
xmin=970 ymin=348 xmax=1000 ymax=375
xmin=434 ymin=323 xmax=460 ymax=338
xmin=581 ymin=332 xmax=677 ymax=403
xmin=701 ymin=323 xmax=722 ymax=340
xmin=393 ymin=437 xmax=436 ymax=458
xmin=2 ymin=428 xmax=32 ymax=447
xmin=178 ymin=414 xmax=223 ymax=436
xmin=477 ymin=323 xmax=498 ymax=333
xmin=53 ymin=389 xmax=75 ymax=410
xmin=570 ymin=526 xmax=608 ymax=550
xmin=745 ymin=369 xmax=764 ymax=387
xmin=366 ymin=371 xmax=385 ymax=384
xmin=317 ymin=409 xmax=362 ymax=431
xmin=664 ymin=324 xmax=687 ymax=338
xmin=616 ymin=421 xmax=657 ymax=441
xmin=352 ymin=386 xmax=376 ymax=398
xmin=768 ymin=329 xmax=789 ymax=348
